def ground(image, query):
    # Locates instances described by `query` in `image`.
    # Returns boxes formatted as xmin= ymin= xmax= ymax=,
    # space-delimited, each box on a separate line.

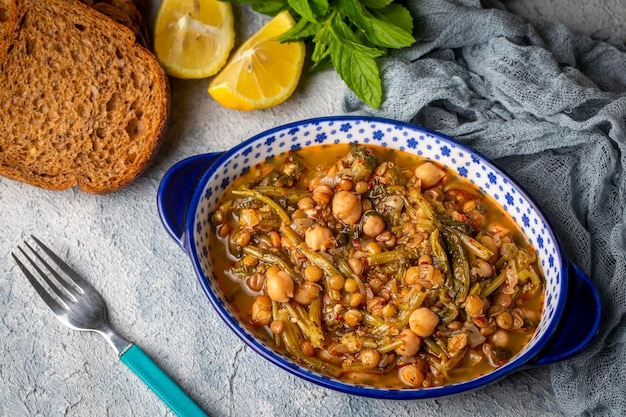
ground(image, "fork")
xmin=12 ymin=236 xmax=209 ymax=417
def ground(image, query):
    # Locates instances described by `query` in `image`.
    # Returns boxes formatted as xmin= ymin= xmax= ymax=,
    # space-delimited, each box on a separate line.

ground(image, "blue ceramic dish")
xmin=157 ymin=116 xmax=601 ymax=399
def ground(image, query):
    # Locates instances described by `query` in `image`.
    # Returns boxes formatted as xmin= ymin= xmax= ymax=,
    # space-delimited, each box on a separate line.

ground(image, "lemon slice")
xmin=208 ymin=10 xmax=306 ymax=111
xmin=154 ymin=0 xmax=235 ymax=79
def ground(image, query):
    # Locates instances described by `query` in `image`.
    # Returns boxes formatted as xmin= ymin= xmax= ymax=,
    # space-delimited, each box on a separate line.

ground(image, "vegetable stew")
xmin=210 ymin=144 xmax=544 ymax=388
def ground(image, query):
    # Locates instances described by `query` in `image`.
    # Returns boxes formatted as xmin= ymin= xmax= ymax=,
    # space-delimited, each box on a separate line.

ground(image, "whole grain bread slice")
xmin=0 ymin=0 xmax=169 ymax=193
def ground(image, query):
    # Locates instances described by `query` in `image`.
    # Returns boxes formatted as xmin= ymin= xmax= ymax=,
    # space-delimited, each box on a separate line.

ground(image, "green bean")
xmin=308 ymin=295 xmax=325 ymax=348
xmin=253 ymin=186 xmax=312 ymax=202
xmin=408 ymin=189 xmax=438 ymax=221
xmin=271 ymin=301 xmax=282 ymax=348
xmin=438 ymin=216 xmax=473 ymax=235
xmin=481 ymin=266 xmax=509 ymax=297
xmin=227 ymin=224 xmax=243 ymax=258
xmin=453 ymin=229 xmax=495 ymax=260
xmin=296 ymin=244 xmax=343 ymax=301
xmin=279 ymin=309 xmax=342 ymax=377
xmin=297 ymin=245 xmax=342 ymax=277
xmin=283 ymin=302 xmax=311 ymax=339
xmin=279 ymin=309 xmax=304 ymax=354
xmin=442 ymin=227 xmax=471 ymax=302
xmin=445 ymin=347 xmax=468 ymax=373
xmin=280 ymin=224 xmax=303 ymax=244
xmin=430 ymin=228 xmax=454 ymax=290
xmin=342 ymin=360 xmax=397 ymax=374
xmin=368 ymin=248 xmax=415 ymax=266
xmin=298 ymin=354 xmax=343 ymax=378
xmin=232 ymin=187 xmax=292 ymax=225
xmin=377 ymin=338 xmax=405 ymax=354
xmin=362 ymin=311 xmax=385 ymax=328
xmin=242 ymin=245 xmax=301 ymax=284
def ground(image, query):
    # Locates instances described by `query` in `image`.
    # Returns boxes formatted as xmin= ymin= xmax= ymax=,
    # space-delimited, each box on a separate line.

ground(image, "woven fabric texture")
xmin=344 ymin=1 xmax=626 ymax=416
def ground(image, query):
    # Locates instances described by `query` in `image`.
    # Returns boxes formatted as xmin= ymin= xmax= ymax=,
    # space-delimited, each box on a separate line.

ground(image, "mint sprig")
xmin=222 ymin=0 xmax=416 ymax=108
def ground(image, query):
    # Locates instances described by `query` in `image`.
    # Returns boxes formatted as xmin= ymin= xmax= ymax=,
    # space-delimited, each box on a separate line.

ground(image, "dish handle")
xmin=531 ymin=262 xmax=602 ymax=366
xmin=157 ymin=153 xmax=222 ymax=249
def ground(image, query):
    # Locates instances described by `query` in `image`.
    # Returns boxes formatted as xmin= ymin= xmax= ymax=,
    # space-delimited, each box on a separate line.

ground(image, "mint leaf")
xmin=279 ymin=17 xmax=323 ymax=41
xmin=252 ymin=0 xmax=290 ymax=15
xmin=372 ymin=4 xmax=414 ymax=34
xmin=336 ymin=0 xmax=415 ymax=49
xmin=288 ymin=0 xmax=329 ymax=22
xmin=360 ymin=0 xmax=394 ymax=9
xmin=329 ymin=15 xmax=383 ymax=108
xmin=220 ymin=0 xmax=290 ymax=15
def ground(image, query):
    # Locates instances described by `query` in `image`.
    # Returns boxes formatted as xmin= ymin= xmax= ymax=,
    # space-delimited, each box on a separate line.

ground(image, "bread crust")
xmin=0 ymin=0 xmax=169 ymax=193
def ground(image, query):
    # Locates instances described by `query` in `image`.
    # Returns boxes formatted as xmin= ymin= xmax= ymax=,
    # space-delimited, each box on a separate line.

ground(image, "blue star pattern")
xmin=178 ymin=116 xmax=564 ymax=397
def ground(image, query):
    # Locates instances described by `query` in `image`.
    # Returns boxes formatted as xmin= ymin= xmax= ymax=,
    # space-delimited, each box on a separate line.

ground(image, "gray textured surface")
xmin=0 ymin=1 xmax=622 ymax=416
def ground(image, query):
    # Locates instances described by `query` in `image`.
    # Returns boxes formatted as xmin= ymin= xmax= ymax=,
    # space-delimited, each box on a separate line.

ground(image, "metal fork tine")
xmin=30 ymin=236 xmax=87 ymax=296
xmin=11 ymin=252 xmax=68 ymax=313
xmin=23 ymin=241 xmax=82 ymax=302
xmin=16 ymin=246 xmax=72 ymax=303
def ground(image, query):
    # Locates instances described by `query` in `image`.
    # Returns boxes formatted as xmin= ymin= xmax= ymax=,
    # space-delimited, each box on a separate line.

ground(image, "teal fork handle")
xmin=120 ymin=344 xmax=208 ymax=417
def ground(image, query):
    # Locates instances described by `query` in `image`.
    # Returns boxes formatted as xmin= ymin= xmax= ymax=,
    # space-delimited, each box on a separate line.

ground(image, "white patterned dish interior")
xmin=189 ymin=116 xmax=566 ymax=398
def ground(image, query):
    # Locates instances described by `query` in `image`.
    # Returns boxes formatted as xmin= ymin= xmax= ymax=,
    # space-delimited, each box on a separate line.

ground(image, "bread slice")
xmin=92 ymin=2 xmax=149 ymax=47
xmin=98 ymin=0 xmax=150 ymax=47
xmin=0 ymin=0 xmax=169 ymax=193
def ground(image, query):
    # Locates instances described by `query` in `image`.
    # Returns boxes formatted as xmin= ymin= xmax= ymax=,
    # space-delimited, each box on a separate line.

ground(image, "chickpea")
xmin=414 ymin=162 xmax=445 ymax=189
xmin=464 ymin=294 xmax=485 ymax=318
xmin=270 ymin=319 xmax=284 ymax=334
xmin=269 ymin=230 xmax=281 ymax=247
xmin=344 ymin=309 xmax=363 ymax=327
xmin=293 ymin=281 xmax=322 ymax=305
xmin=249 ymin=295 xmax=272 ymax=326
xmin=266 ymin=267 xmax=294 ymax=302
xmin=344 ymin=278 xmax=359 ymax=293
xmin=338 ymin=178 xmax=353 ymax=191
xmin=303 ymin=265 xmax=323 ymax=282
xmin=395 ymin=329 xmax=421 ymax=356
xmin=382 ymin=303 xmax=397 ymax=318
xmin=301 ymin=340 xmax=315 ymax=356
xmin=409 ymin=307 xmax=440 ymax=337
xmin=328 ymin=274 xmax=345 ymax=291
xmin=496 ymin=311 xmax=513 ymax=329
xmin=304 ymin=225 xmax=334 ymax=251
xmin=365 ymin=242 xmax=382 ymax=255
xmin=398 ymin=365 xmax=425 ymax=388
xmin=235 ymin=230 xmax=251 ymax=247
xmin=491 ymin=329 xmax=510 ymax=347
xmin=494 ymin=292 xmax=512 ymax=308
xmin=360 ymin=349 xmax=381 ymax=369
xmin=246 ymin=272 xmax=265 ymax=292
xmin=312 ymin=184 xmax=333 ymax=204
xmin=332 ymin=191 xmax=362 ymax=224
xmin=354 ymin=180 xmax=369 ymax=194
xmin=361 ymin=212 xmax=385 ymax=237
xmin=349 ymin=292 xmax=364 ymax=307
xmin=348 ymin=257 xmax=364 ymax=276
xmin=404 ymin=266 xmax=420 ymax=285
xmin=297 ymin=197 xmax=315 ymax=211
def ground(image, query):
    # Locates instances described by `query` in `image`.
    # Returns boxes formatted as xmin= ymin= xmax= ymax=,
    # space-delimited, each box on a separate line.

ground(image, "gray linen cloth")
xmin=344 ymin=0 xmax=626 ymax=416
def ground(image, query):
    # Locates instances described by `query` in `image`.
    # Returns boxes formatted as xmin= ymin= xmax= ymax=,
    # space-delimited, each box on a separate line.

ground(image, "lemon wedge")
xmin=154 ymin=0 xmax=235 ymax=79
xmin=208 ymin=10 xmax=306 ymax=111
